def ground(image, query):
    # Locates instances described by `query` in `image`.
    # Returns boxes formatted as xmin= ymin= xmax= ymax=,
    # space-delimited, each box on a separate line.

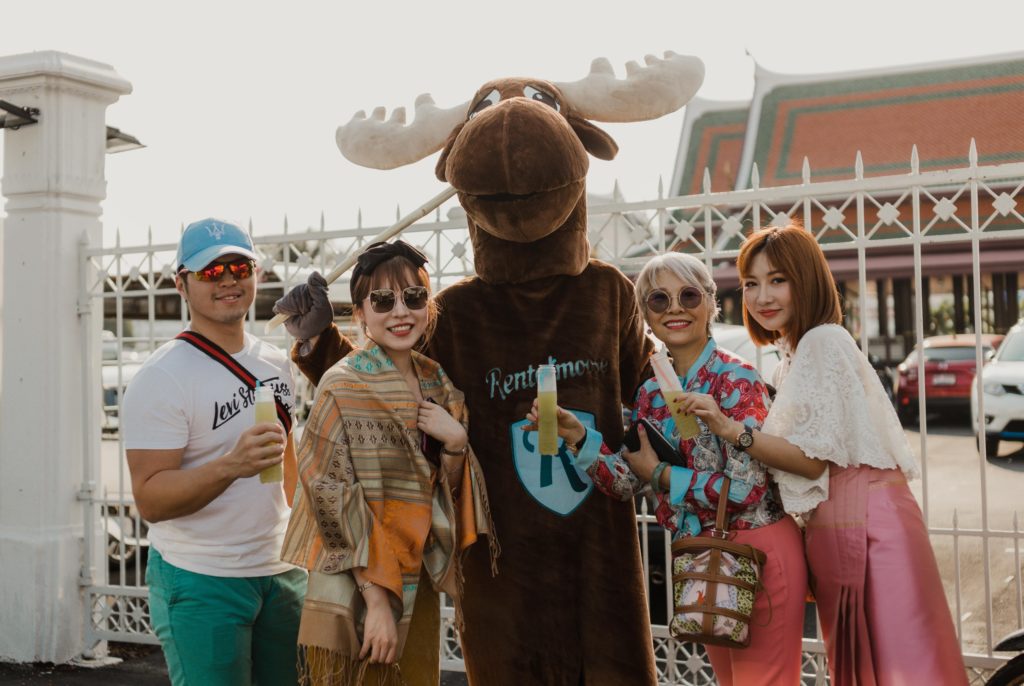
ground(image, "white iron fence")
xmin=82 ymin=143 xmax=1024 ymax=684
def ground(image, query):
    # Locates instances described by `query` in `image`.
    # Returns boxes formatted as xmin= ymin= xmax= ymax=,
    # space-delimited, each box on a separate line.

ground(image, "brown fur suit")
xmin=295 ymin=55 xmax=704 ymax=685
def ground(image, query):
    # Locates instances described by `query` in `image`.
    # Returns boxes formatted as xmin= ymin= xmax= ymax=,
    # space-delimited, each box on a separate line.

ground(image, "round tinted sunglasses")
xmin=180 ymin=257 xmax=256 ymax=282
xmin=368 ymin=286 xmax=429 ymax=314
xmin=645 ymin=286 xmax=704 ymax=314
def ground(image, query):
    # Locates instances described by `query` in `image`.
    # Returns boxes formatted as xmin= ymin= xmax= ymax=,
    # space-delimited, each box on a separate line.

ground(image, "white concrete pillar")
xmin=0 ymin=51 xmax=130 ymax=663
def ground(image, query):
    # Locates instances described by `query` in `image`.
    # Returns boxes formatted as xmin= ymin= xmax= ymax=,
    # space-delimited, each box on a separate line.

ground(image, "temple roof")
xmin=672 ymin=52 xmax=1024 ymax=193
xmin=669 ymin=97 xmax=750 ymax=196
xmin=735 ymin=52 xmax=1024 ymax=189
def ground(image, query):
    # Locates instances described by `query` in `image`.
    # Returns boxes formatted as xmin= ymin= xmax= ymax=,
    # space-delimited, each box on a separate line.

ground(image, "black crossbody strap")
xmin=175 ymin=331 xmax=292 ymax=433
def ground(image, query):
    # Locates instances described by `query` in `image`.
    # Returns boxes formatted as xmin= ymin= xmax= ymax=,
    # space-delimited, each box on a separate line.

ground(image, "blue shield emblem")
xmin=511 ymin=410 xmax=595 ymax=516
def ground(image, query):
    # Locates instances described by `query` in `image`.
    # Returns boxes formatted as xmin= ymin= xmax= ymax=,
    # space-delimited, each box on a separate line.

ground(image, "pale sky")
xmin=3 ymin=0 xmax=1023 ymax=248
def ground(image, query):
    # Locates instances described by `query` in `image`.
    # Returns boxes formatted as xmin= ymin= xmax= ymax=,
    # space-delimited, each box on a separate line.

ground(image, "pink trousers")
xmin=805 ymin=465 xmax=967 ymax=686
xmin=704 ymin=515 xmax=807 ymax=686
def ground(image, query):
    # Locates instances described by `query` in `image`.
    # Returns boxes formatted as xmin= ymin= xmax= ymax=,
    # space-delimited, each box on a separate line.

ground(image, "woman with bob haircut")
xmin=524 ymin=251 xmax=808 ymax=685
xmin=679 ymin=224 xmax=966 ymax=685
xmin=279 ymin=240 xmax=498 ymax=686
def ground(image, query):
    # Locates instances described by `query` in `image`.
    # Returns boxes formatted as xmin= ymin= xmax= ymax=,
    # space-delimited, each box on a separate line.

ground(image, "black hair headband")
xmin=350 ymin=240 xmax=429 ymax=301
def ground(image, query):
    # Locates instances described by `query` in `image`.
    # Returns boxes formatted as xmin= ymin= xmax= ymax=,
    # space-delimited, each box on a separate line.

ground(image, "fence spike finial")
xmin=911 ymin=145 xmax=920 ymax=175
xmin=657 ymin=175 xmax=664 ymax=200
xmin=320 ymin=211 xmax=325 ymax=232
xmin=751 ymin=163 xmax=760 ymax=190
xmin=283 ymin=214 xmax=289 ymax=234
xmin=855 ymin=151 xmax=864 ymax=180
xmin=702 ymin=168 xmax=711 ymax=194
xmin=248 ymin=218 xmax=253 ymax=233
xmin=801 ymin=157 xmax=811 ymax=185
xmin=357 ymin=208 xmax=362 ymax=229
xmin=115 ymin=227 xmax=121 ymax=248
xmin=396 ymin=204 xmax=402 ymax=222
xmin=969 ymin=138 xmax=978 ymax=168
xmin=147 ymin=225 xmax=153 ymax=245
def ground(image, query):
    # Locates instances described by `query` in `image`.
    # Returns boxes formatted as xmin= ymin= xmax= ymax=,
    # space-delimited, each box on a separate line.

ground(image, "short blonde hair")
xmin=737 ymin=224 xmax=842 ymax=346
xmin=635 ymin=252 xmax=720 ymax=336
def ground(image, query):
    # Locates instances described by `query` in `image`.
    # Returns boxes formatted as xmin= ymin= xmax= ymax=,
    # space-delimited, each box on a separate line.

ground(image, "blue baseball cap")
xmin=176 ymin=218 xmax=258 ymax=272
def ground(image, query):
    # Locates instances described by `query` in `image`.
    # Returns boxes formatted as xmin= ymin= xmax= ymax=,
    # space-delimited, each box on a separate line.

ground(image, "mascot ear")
xmin=569 ymin=116 xmax=618 ymax=161
xmin=434 ymin=122 xmax=467 ymax=182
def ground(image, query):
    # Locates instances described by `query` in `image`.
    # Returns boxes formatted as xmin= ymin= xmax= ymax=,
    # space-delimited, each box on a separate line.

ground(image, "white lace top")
xmin=764 ymin=324 xmax=920 ymax=514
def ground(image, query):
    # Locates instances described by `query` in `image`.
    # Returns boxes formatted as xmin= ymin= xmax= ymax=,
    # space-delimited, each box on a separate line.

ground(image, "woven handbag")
xmin=669 ymin=477 xmax=768 ymax=649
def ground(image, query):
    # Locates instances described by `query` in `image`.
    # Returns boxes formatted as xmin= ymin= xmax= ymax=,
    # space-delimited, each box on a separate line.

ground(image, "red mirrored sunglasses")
xmin=179 ymin=257 xmax=256 ymax=282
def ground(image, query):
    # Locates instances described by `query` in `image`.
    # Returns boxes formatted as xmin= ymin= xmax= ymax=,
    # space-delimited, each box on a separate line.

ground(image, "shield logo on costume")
xmin=511 ymin=409 xmax=595 ymax=516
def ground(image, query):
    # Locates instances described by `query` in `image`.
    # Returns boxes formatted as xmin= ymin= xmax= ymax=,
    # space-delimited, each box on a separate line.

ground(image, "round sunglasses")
xmin=368 ymin=286 xmax=429 ymax=314
xmin=644 ymin=286 xmax=704 ymax=314
xmin=180 ymin=257 xmax=256 ymax=282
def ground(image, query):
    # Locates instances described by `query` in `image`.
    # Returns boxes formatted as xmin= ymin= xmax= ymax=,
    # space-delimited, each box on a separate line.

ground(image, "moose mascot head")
xmin=338 ymin=51 xmax=703 ymax=283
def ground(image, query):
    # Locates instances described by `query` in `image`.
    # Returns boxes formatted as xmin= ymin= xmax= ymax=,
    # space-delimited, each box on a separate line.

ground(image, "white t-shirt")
xmin=122 ymin=331 xmax=297 ymax=577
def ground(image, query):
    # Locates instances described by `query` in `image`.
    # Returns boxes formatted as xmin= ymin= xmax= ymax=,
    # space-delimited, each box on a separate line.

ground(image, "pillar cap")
xmin=0 ymin=51 xmax=131 ymax=96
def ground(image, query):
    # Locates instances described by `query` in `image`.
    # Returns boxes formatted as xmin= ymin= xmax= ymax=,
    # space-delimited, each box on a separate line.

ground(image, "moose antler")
xmin=335 ymin=94 xmax=468 ymax=170
xmin=553 ymin=51 xmax=704 ymax=123
xmin=336 ymin=51 xmax=703 ymax=169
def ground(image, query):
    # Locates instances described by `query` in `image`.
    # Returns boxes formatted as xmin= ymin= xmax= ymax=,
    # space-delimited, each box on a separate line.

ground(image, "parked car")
xmin=101 ymin=361 xmax=143 ymax=434
xmin=711 ymin=324 xmax=894 ymax=402
xmin=894 ymin=333 xmax=1004 ymax=423
xmin=972 ymin=322 xmax=1024 ymax=456
xmin=711 ymin=323 xmax=782 ymax=383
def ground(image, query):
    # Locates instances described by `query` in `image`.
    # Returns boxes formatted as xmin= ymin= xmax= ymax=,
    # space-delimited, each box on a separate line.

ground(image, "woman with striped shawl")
xmin=280 ymin=240 xmax=497 ymax=686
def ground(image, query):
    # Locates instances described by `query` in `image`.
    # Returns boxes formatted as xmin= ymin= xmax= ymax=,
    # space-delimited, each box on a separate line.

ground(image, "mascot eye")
xmin=524 ymin=86 xmax=560 ymax=112
xmin=468 ymin=89 xmax=501 ymax=120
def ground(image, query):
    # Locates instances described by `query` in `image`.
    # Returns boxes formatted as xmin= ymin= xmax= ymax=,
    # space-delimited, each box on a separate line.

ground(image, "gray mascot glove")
xmin=273 ymin=271 xmax=334 ymax=348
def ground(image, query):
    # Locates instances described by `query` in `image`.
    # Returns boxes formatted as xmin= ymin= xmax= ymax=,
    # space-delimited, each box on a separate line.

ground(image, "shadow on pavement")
xmin=0 ymin=644 xmax=167 ymax=685
xmin=987 ymin=447 xmax=1024 ymax=472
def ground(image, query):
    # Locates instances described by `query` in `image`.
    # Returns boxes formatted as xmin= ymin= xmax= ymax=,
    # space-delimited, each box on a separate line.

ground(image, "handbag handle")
xmin=708 ymin=476 xmax=731 ymax=540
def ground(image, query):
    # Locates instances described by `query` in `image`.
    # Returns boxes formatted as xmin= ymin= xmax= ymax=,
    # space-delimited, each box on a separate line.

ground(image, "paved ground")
xmin=0 ymin=644 xmax=469 ymax=685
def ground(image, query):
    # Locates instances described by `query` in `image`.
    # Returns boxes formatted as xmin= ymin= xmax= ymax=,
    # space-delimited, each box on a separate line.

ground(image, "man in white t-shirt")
xmin=122 ymin=218 xmax=305 ymax=686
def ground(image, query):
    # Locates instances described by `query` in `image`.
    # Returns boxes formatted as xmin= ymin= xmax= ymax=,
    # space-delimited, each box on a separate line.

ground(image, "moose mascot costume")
xmin=285 ymin=51 xmax=704 ymax=685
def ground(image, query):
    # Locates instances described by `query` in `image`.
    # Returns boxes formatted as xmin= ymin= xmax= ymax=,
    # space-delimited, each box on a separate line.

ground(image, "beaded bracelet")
xmin=650 ymin=461 xmax=670 ymax=493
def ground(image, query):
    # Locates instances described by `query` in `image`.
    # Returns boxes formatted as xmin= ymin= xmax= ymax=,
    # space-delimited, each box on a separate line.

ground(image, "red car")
xmin=894 ymin=334 xmax=1004 ymax=423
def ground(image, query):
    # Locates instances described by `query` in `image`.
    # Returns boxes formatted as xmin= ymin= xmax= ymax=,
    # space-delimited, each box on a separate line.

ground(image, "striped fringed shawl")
xmin=281 ymin=343 xmax=498 ymax=685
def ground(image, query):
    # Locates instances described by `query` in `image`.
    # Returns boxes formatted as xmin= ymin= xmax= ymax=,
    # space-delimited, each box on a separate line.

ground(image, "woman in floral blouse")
xmin=525 ymin=252 xmax=807 ymax=685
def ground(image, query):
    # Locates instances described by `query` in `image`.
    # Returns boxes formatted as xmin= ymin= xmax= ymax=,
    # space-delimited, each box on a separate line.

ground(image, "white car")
xmin=711 ymin=323 xmax=782 ymax=386
xmin=972 ymin=321 xmax=1024 ymax=456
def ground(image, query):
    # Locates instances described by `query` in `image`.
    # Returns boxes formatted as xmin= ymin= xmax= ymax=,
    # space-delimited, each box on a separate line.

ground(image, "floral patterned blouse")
xmin=573 ymin=338 xmax=785 ymax=539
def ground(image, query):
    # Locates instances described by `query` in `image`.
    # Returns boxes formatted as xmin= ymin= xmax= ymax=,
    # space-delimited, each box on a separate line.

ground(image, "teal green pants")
xmin=147 ymin=548 xmax=307 ymax=686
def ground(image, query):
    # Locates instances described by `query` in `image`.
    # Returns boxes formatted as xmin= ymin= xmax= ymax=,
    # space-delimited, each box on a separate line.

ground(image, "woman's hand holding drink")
xmin=650 ymin=350 xmax=700 ymax=439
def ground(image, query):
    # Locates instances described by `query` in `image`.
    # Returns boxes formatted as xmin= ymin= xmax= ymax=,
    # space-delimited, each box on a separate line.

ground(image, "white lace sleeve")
xmin=769 ymin=467 xmax=829 ymax=515
xmin=763 ymin=325 xmax=878 ymax=513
